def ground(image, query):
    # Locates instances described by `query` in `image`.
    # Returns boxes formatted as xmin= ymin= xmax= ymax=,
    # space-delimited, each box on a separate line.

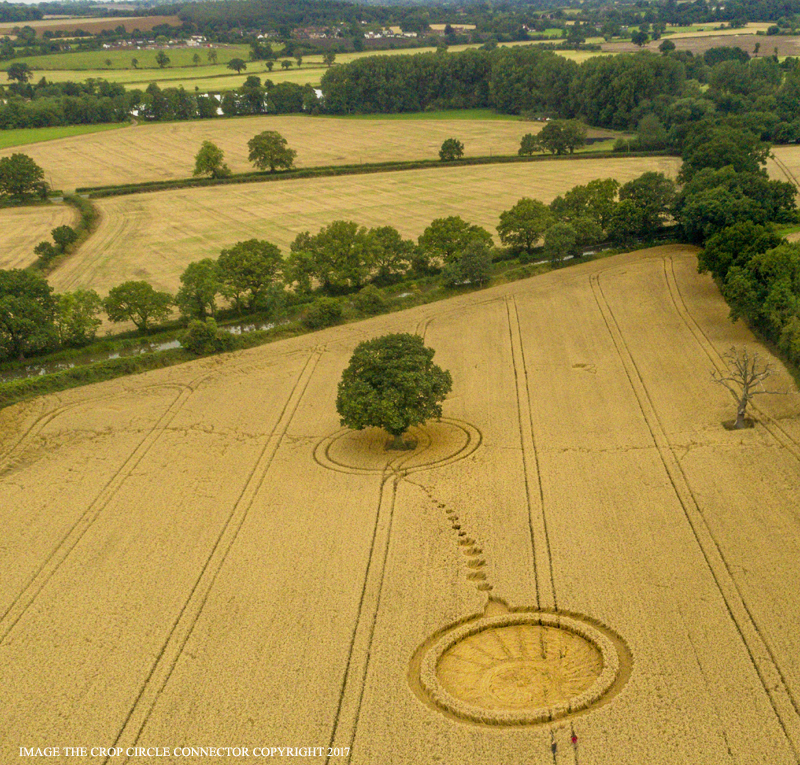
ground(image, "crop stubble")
xmin=0 ymin=115 xmax=544 ymax=193
xmin=0 ymin=203 xmax=78 ymax=271
xmin=2 ymin=245 xmax=799 ymax=763
xmin=47 ymin=155 xmax=680 ymax=296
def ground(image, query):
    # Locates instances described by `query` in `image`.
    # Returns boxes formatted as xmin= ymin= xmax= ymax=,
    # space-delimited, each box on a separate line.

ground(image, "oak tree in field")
xmin=439 ymin=137 xmax=464 ymax=161
xmin=289 ymin=221 xmax=371 ymax=292
xmin=712 ymin=347 xmax=777 ymax=429
xmin=336 ymin=333 xmax=453 ymax=447
xmin=51 ymin=225 xmax=77 ymax=251
xmin=0 ymin=153 xmax=47 ymax=199
xmin=228 ymin=58 xmax=247 ymax=73
xmin=497 ymin=198 xmax=553 ymax=256
xmin=208 ymin=49 xmax=218 ymax=64
xmin=281 ymin=59 xmax=293 ymax=69
xmin=217 ymin=239 xmax=283 ymax=312
xmin=518 ymin=132 xmax=539 ymax=156
xmin=536 ymin=120 xmax=587 ymax=155
xmin=192 ymin=53 xmax=201 ymax=66
xmin=6 ymin=62 xmax=32 ymax=84
xmin=441 ymin=239 xmax=492 ymax=287
xmin=176 ymin=258 xmax=223 ymax=320
xmin=417 ymin=216 xmax=492 ymax=268
xmin=131 ymin=57 xmax=139 ymax=68
xmin=193 ymin=140 xmax=230 ymax=179
xmin=323 ymin=52 xmax=336 ymax=66
xmin=0 ymin=269 xmax=56 ymax=360
xmin=618 ymin=171 xmax=676 ymax=231
xmin=544 ymin=222 xmax=579 ymax=264
xmin=155 ymin=50 xmax=170 ymax=69
xmin=103 ymin=281 xmax=173 ymax=332
xmin=55 ymin=289 xmax=102 ymax=346
xmin=247 ymin=130 xmax=296 ymax=172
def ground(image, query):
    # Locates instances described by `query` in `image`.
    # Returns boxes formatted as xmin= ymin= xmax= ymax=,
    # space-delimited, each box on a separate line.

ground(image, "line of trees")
xmin=0 ymin=167 xmax=680 ymax=363
xmin=5 ymin=42 xmax=800 ymax=142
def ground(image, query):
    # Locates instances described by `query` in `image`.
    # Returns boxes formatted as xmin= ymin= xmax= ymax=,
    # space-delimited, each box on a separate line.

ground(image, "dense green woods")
xmin=7 ymin=43 xmax=800 ymax=145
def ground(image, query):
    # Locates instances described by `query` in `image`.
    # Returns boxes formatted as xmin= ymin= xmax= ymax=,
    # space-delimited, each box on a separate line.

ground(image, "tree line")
xmin=7 ymin=43 xmax=800 ymax=144
xmin=0 ymin=45 xmax=785 ymax=139
xmin=0 ymin=166 xmax=684 ymax=363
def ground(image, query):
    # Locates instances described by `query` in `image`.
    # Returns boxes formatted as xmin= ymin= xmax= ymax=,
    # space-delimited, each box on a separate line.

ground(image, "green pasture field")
xmin=0 ymin=44 xmax=252 ymax=71
xmin=0 ymin=62 xmax=323 ymax=90
xmin=0 ymin=40 xmax=611 ymax=92
xmin=0 ymin=122 xmax=125 ymax=149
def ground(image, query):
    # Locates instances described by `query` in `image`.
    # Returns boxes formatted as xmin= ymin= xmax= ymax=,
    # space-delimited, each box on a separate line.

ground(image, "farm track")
xmin=2 ymin=246 xmax=799 ymax=763
xmin=107 ymin=348 xmax=323 ymax=762
xmin=0 ymin=381 xmax=194 ymax=644
xmin=590 ymin=266 xmax=800 ymax=761
xmin=505 ymin=296 xmax=557 ymax=611
xmin=324 ymin=474 xmax=399 ymax=764
xmin=321 ymin=417 xmax=485 ymax=763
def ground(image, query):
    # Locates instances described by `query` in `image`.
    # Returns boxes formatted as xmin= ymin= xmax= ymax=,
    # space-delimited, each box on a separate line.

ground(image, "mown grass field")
xmin=0 ymin=113 xmax=626 ymax=193
xmin=47 ymin=155 xmax=680 ymax=295
xmin=0 ymin=122 xmax=125 ymax=150
xmin=2 ymin=245 xmax=799 ymax=764
xmin=0 ymin=203 xmax=78 ymax=270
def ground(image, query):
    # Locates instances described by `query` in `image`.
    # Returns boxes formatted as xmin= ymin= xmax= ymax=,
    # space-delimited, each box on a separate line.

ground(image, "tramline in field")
xmin=1 ymin=245 xmax=799 ymax=764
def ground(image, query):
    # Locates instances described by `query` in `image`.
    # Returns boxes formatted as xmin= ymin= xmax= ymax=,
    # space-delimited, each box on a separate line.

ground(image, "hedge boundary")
xmin=77 ymin=150 xmax=677 ymax=199
xmin=29 ymin=193 xmax=100 ymax=274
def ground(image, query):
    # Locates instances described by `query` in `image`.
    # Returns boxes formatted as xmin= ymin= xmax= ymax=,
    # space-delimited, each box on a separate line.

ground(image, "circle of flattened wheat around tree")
xmin=417 ymin=611 xmax=627 ymax=725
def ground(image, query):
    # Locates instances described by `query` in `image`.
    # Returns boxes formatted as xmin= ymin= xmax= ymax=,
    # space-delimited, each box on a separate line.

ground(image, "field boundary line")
xmin=663 ymin=255 xmax=800 ymax=464
xmin=78 ymin=150 xmax=677 ymax=199
xmin=505 ymin=296 xmax=556 ymax=611
xmin=325 ymin=474 xmax=399 ymax=764
xmin=590 ymin=270 xmax=800 ymax=761
xmin=0 ymin=382 xmax=194 ymax=644
xmin=771 ymin=151 xmax=800 ymax=190
xmin=107 ymin=348 xmax=324 ymax=762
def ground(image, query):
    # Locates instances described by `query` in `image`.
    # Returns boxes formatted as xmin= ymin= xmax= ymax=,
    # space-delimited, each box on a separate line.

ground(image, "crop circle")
xmin=416 ymin=611 xmax=625 ymax=725
xmin=314 ymin=418 xmax=481 ymax=475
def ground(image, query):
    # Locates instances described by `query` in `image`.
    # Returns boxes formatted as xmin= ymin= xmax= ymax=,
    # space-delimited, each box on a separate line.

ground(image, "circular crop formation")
xmin=314 ymin=418 xmax=481 ymax=475
xmin=417 ymin=611 xmax=625 ymax=725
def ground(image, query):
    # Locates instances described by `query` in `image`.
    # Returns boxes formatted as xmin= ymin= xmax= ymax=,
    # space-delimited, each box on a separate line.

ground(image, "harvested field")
xmin=2 ymin=245 xmax=800 ymax=764
xmin=0 ymin=15 xmax=181 ymax=37
xmin=48 ymin=155 xmax=680 ymax=294
xmin=0 ymin=203 xmax=77 ymax=271
xmin=0 ymin=114 xmax=551 ymax=192
xmin=604 ymin=30 xmax=799 ymax=56
xmin=769 ymin=145 xmax=800 ymax=189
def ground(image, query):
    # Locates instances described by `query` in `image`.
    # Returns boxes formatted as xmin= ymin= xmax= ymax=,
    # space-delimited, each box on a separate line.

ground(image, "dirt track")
xmin=1 ymin=246 xmax=799 ymax=764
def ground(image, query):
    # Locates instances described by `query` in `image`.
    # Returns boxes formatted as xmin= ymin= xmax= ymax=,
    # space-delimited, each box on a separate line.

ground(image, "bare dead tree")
xmin=711 ymin=347 xmax=776 ymax=429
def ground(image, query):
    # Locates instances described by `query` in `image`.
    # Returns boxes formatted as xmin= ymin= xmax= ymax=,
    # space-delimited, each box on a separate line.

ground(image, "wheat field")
xmin=0 ymin=114 xmax=550 ymax=193
xmin=0 ymin=203 xmax=78 ymax=271
xmin=2 ymin=245 xmax=799 ymax=764
xmin=48 ymin=156 xmax=680 ymax=295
